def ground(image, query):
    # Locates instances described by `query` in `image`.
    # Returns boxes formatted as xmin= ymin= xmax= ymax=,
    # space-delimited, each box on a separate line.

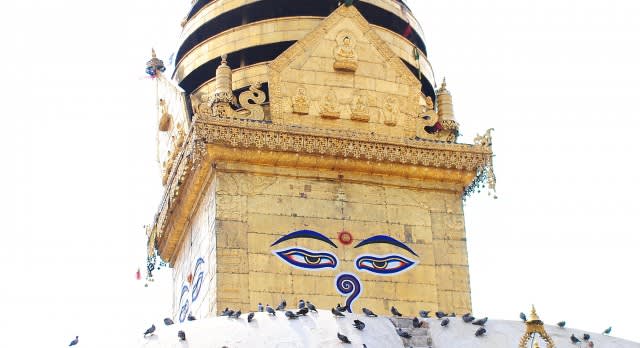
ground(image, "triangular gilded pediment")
xmin=268 ymin=5 xmax=422 ymax=139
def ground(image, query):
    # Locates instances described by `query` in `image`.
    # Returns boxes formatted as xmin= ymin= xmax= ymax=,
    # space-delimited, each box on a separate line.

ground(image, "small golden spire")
xmin=530 ymin=305 xmax=540 ymax=322
xmin=151 ymin=48 xmax=157 ymax=58
xmin=221 ymin=54 xmax=228 ymax=65
xmin=441 ymin=77 xmax=447 ymax=89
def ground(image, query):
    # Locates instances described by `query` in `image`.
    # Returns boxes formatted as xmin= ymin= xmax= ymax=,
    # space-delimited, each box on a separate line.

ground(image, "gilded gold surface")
xmin=268 ymin=5 xmax=422 ymax=139
xmin=175 ymin=18 xmax=434 ymax=87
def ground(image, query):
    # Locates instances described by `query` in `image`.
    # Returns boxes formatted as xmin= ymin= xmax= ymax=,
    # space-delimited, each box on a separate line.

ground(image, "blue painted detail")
xmin=335 ymin=273 xmax=362 ymax=313
xmin=271 ymin=230 xmax=338 ymax=248
xmin=178 ymin=285 xmax=190 ymax=323
xmin=354 ymin=235 xmax=418 ymax=256
xmin=273 ymin=247 xmax=338 ymax=271
xmin=354 ymin=254 xmax=417 ymax=275
xmin=191 ymin=258 xmax=205 ymax=302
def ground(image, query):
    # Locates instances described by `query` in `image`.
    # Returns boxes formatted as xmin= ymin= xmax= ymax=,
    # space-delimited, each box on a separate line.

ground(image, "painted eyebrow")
xmin=271 ymin=230 xmax=338 ymax=248
xmin=354 ymin=235 xmax=418 ymax=256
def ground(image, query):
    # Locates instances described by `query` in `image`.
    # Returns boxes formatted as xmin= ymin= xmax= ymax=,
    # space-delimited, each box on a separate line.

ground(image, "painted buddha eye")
xmin=273 ymin=248 xmax=338 ymax=270
xmin=355 ymin=254 xmax=417 ymax=275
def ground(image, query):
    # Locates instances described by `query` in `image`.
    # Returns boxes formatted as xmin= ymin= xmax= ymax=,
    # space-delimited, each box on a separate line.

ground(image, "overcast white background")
xmin=0 ymin=0 xmax=639 ymax=346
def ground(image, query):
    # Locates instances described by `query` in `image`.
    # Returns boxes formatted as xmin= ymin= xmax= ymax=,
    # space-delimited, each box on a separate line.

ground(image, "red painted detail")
xmin=338 ymin=231 xmax=353 ymax=245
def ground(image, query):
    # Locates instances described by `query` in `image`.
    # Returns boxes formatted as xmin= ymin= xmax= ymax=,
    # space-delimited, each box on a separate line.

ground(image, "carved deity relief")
xmin=320 ymin=88 xmax=340 ymax=119
xmin=292 ymin=87 xmax=310 ymax=115
xmin=333 ymin=31 xmax=358 ymax=72
xmin=350 ymin=91 xmax=369 ymax=122
xmin=383 ymin=96 xmax=399 ymax=126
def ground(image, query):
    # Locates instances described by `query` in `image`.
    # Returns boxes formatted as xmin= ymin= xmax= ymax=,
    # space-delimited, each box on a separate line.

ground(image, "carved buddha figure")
xmin=350 ymin=92 xmax=369 ymax=122
xmin=383 ymin=96 xmax=399 ymax=126
xmin=334 ymin=33 xmax=358 ymax=72
xmin=292 ymin=87 xmax=310 ymax=115
xmin=320 ymin=89 xmax=340 ymax=119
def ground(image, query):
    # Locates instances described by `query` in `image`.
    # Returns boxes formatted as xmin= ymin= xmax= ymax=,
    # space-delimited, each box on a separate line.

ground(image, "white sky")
xmin=0 ymin=0 xmax=639 ymax=346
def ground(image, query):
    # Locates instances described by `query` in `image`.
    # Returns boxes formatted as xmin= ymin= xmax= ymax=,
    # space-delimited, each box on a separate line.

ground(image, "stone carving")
xmin=320 ymin=89 xmax=340 ymax=119
xmin=333 ymin=31 xmax=358 ymax=72
xmin=238 ymin=82 xmax=267 ymax=120
xmin=292 ymin=87 xmax=310 ymax=115
xmin=421 ymin=96 xmax=438 ymax=127
xmin=474 ymin=128 xmax=494 ymax=147
xmin=350 ymin=92 xmax=369 ymax=122
xmin=158 ymin=98 xmax=172 ymax=132
xmin=196 ymin=95 xmax=213 ymax=117
xmin=383 ymin=96 xmax=399 ymax=126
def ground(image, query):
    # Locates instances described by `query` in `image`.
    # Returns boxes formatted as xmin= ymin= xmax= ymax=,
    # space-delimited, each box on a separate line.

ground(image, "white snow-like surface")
xmin=425 ymin=317 xmax=640 ymax=348
xmin=138 ymin=310 xmax=640 ymax=348
xmin=139 ymin=310 xmax=403 ymax=348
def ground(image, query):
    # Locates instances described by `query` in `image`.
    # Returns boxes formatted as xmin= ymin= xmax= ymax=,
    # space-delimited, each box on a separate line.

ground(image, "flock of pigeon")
xmin=67 ymin=301 xmax=615 ymax=346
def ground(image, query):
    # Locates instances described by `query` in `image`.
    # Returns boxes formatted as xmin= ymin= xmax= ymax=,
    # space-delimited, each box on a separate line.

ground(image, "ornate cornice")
xmin=152 ymin=115 xmax=493 ymax=263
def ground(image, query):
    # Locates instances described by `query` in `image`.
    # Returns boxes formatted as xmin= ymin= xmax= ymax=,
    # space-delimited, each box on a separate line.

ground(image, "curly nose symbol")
xmin=335 ymin=273 xmax=362 ymax=313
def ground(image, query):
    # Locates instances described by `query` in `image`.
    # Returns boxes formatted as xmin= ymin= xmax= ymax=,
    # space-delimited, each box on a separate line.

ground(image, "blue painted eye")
xmin=355 ymin=254 xmax=417 ymax=275
xmin=273 ymin=248 xmax=338 ymax=270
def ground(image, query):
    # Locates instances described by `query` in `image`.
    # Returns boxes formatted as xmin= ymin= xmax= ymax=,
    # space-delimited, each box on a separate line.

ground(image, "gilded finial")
xmin=146 ymin=48 xmax=166 ymax=77
xmin=441 ymin=77 xmax=447 ymax=89
xmin=529 ymin=305 xmax=540 ymax=322
xmin=221 ymin=54 xmax=228 ymax=65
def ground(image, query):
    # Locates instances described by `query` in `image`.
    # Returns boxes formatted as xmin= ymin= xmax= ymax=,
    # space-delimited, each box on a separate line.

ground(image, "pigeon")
xmin=362 ymin=308 xmax=377 ymax=317
xmin=187 ymin=314 xmax=196 ymax=321
xmin=285 ymin=311 xmax=299 ymax=319
xmin=248 ymin=312 xmax=255 ymax=323
xmin=164 ymin=318 xmax=174 ymax=326
xmin=603 ymin=326 xmax=612 ymax=335
xmin=225 ymin=310 xmax=235 ymax=317
xmin=441 ymin=318 xmax=450 ymax=327
xmin=266 ymin=305 xmax=276 ymax=316
xmin=297 ymin=307 xmax=309 ymax=316
xmin=391 ymin=306 xmax=403 ymax=317
xmin=69 ymin=336 xmax=79 ymax=346
xmin=583 ymin=334 xmax=591 ymax=341
xmin=435 ymin=311 xmax=447 ymax=319
xmin=475 ymin=327 xmax=486 ymax=337
xmin=449 ymin=312 xmax=456 ymax=317
xmin=558 ymin=321 xmax=566 ymax=328
xmin=336 ymin=303 xmax=348 ymax=312
xmin=419 ymin=310 xmax=430 ymax=318
xmin=353 ymin=319 xmax=366 ymax=330
xmin=143 ymin=324 xmax=156 ymax=337
xmin=337 ymin=332 xmax=351 ymax=343
xmin=298 ymin=300 xmax=306 ymax=309
xmin=472 ymin=317 xmax=488 ymax=326
xmin=462 ymin=314 xmax=475 ymax=323
xmin=397 ymin=328 xmax=412 ymax=339
xmin=520 ymin=312 xmax=527 ymax=322
xmin=332 ymin=307 xmax=346 ymax=317
xmin=412 ymin=317 xmax=421 ymax=328
xmin=231 ymin=310 xmax=242 ymax=319
xmin=306 ymin=301 xmax=318 ymax=312
xmin=276 ymin=300 xmax=287 ymax=311
xmin=221 ymin=308 xmax=231 ymax=316
xmin=570 ymin=334 xmax=581 ymax=344
xmin=257 ymin=303 xmax=264 ymax=312
xmin=178 ymin=330 xmax=186 ymax=341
